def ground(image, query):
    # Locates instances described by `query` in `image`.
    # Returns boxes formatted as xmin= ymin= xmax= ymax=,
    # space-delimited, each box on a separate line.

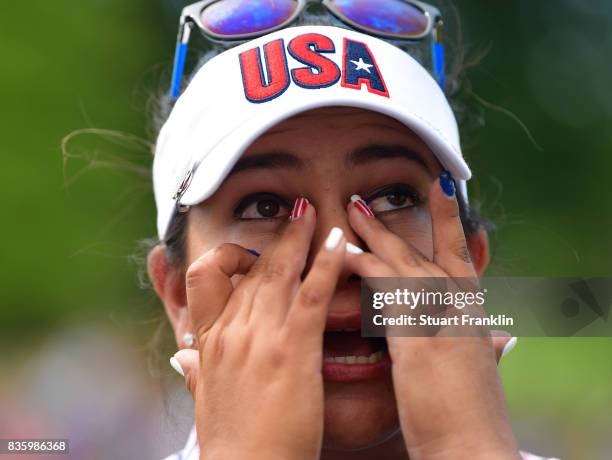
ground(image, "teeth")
xmin=324 ymin=351 xmax=384 ymax=365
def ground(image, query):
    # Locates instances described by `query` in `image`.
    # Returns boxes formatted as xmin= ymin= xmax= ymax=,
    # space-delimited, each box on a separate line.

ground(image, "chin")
xmin=321 ymin=377 xmax=400 ymax=451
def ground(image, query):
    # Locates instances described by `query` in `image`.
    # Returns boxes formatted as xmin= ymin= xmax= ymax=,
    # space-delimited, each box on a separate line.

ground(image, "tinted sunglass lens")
xmin=201 ymin=0 xmax=298 ymax=37
xmin=331 ymin=0 xmax=429 ymax=37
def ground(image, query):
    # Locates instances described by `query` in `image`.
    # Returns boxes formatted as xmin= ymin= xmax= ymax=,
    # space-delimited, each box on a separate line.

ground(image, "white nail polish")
xmin=170 ymin=356 xmax=185 ymax=376
xmin=325 ymin=227 xmax=344 ymax=251
xmin=346 ymin=242 xmax=363 ymax=255
xmin=350 ymin=194 xmax=362 ymax=203
xmin=501 ymin=337 xmax=517 ymax=358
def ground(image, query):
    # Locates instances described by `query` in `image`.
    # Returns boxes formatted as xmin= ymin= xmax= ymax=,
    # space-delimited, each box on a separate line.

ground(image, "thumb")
xmin=170 ymin=348 xmax=200 ymax=397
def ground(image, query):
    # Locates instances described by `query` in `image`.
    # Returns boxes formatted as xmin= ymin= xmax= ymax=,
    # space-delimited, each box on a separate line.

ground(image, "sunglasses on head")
xmin=170 ymin=0 xmax=445 ymax=100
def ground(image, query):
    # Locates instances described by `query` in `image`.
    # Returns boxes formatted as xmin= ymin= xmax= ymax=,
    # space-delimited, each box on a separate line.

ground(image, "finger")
xmin=491 ymin=333 xmax=517 ymax=363
xmin=430 ymin=172 xmax=477 ymax=278
xmin=249 ymin=198 xmax=317 ymax=324
xmin=285 ymin=227 xmax=346 ymax=348
xmin=346 ymin=195 xmax=439 ymax=276
xmin=343 ymin=247 xmax=395 ymax=278
xmin=170 ymin=348 xmax=200 ymax=398
xmin=186 ymin=243 xmax=258 ymax=340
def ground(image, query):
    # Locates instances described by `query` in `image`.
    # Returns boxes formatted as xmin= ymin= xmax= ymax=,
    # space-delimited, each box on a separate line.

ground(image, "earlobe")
xmin=147 ymin=245 xmax=188 ymax=338
xmin=467 ymin=228 xmax=490 ymax=277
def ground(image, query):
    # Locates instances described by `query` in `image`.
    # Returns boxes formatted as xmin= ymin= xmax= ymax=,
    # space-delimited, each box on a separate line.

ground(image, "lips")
xmin=322 ymin=312 xmax=390 ymax=382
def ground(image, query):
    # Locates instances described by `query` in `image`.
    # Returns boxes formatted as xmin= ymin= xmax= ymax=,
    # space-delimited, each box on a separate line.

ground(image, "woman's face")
xmin=182 ymin=107 xmax=451 ymax=451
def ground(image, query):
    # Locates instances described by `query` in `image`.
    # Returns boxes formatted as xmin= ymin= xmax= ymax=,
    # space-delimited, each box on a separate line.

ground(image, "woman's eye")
xmin=236 ymin=194 xmax=290 ymax=220
xmin=366 ymin=185 xmax=419 ymax=214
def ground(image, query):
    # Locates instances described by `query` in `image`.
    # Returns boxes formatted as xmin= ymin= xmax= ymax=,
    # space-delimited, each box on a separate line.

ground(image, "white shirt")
xmin=162 ymin=425 xmax=199 ymax=460
xmin=163 ymin=425 xmax=559 ymax=460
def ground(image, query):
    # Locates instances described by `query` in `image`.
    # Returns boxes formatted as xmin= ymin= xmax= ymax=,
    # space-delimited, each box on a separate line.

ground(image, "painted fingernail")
xmin=290 ymin=197 xmax=309 ymax=221
xmin=440 ymin=171 xmax=456 ymax=198
xmin=346 ymin=242 xmax=364 ymax=255
xmin=350 ymin=194 xmax=374 ymax=217
xmin=325 ymin=227 xmax=344 ymax=251
xmin=247 ymin=248 xmax=261 ymax=257
xmin=169 ymin=356 xmax=184 ymax=377
xmin=501 ymin=337 xmax=518 ymax=358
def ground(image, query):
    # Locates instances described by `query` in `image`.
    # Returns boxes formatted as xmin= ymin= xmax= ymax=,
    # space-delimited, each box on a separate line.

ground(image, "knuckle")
xmin=263 ymin=262 xmax=287 ymax=281
xmin=194 ymin=322 xmax=213 ymax=344
xmin=185 ymin=259 xmax=209 ymax=289
xmin=207 ymin=322 xmax=257 ymax=365
xmin=401 ymin=249 xmax=423 ymax=267
xmin=234 ymin=324 xmax=255 ymax=353
xmin=296 ymin=286 xmax=325 ymax=308
xmin=449 ymin=210 xmax=461 ymax=221
xmin=451 ymin=238 xmax=472 ymax=263
xmin=185 ymin=243 xmax=238 ymax=288
xmin=184 ymin=370 xmax=198 ymax=397
xmin=262 ymin=335 xmax=288 ymax=367
xmin=258 ymin=260 xmax=291 ymax=282
xmin=365 ymin=254 xmax=387 ymax=271
xmin=314 ymin=254 xmax=334 ymax=272
xmin=205 ymin=325 xmax=227 ymax=362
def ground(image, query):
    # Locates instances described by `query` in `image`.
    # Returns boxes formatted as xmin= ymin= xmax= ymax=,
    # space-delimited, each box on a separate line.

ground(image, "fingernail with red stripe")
xmin=290 ymin=197 xmax=309 ymax=221
xmin=350 ymin=194 xmax=374 ymax=217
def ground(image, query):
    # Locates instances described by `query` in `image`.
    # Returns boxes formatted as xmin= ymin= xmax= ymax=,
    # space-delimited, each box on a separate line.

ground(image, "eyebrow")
xmin=347 ymin=144 xmax=431 ymax=173
xmin=227 ymin=152 xmax=306 ymax=178
xmin=226 ymin=144 xmax=430 ymax=178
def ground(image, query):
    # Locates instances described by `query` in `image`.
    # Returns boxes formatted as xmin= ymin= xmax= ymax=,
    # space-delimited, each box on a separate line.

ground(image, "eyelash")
xmin=234 ymin=184 xmax=423 ymax=220
xmin=234 ymin=193 xmax=292 ymax=221
xmin=364 ymin=183 xmax=423 ymax=214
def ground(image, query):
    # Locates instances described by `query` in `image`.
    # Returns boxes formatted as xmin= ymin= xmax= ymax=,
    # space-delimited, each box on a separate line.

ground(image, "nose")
xmin=302 ymin=197 xmax=365 ymax=287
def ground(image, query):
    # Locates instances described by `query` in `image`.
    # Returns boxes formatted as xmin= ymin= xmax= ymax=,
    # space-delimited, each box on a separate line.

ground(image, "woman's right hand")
xmin=173 ymin=201 xmax=346 ymax=460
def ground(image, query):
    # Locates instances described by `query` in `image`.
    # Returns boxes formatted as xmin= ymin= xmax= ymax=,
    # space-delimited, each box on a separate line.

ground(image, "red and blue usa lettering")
xmin=239 ymin=33 xmax=390 ymax=103
xmin=341 ymin=38 xmax=389 ymax=98
xmin=239 ymin=38 xmax=290 ymax=103
xmin=287 ymin=33 xmax=341 ymax=89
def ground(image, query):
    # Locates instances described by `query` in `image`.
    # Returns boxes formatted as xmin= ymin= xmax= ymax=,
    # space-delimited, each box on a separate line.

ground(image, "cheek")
xmin=223 ymin=225 xmax=281 ymax=253
xmin=187 ymin=218 xmax=282 ymax=263
xmin=187 ymin=224 xmax=285 ymax=287
xmin=379 ymin=209 xmax=434 ymax=259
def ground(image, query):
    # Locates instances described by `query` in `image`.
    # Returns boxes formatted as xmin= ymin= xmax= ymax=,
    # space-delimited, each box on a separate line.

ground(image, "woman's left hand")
xmin=344 ymin=173 xmax=521 ymax=460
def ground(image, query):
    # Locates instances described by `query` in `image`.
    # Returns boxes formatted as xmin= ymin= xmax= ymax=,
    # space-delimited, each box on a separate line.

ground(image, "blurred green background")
xmin=1 ymin=1 xmax=611 ymax=459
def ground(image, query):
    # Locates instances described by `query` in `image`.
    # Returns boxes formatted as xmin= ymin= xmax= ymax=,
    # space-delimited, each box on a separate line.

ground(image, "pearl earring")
xmin=182 ymin=332 xmax=196 ymax=347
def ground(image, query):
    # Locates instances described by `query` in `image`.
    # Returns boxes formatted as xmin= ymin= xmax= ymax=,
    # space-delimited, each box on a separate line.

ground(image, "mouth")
xmin=322 ymin=311 xmax=390 ymax=382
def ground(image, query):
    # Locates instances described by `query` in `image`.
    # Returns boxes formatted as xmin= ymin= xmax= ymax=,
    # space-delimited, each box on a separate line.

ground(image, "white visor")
xmin=154 ymin=25 xmax=471 ymax=240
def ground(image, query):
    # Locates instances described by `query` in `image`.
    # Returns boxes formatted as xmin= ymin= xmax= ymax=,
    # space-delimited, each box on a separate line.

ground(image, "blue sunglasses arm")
xmin=432 ymin=41 xmax=445 ymax=92
xmin=170 ymin=21 xmax=193 ymax=100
